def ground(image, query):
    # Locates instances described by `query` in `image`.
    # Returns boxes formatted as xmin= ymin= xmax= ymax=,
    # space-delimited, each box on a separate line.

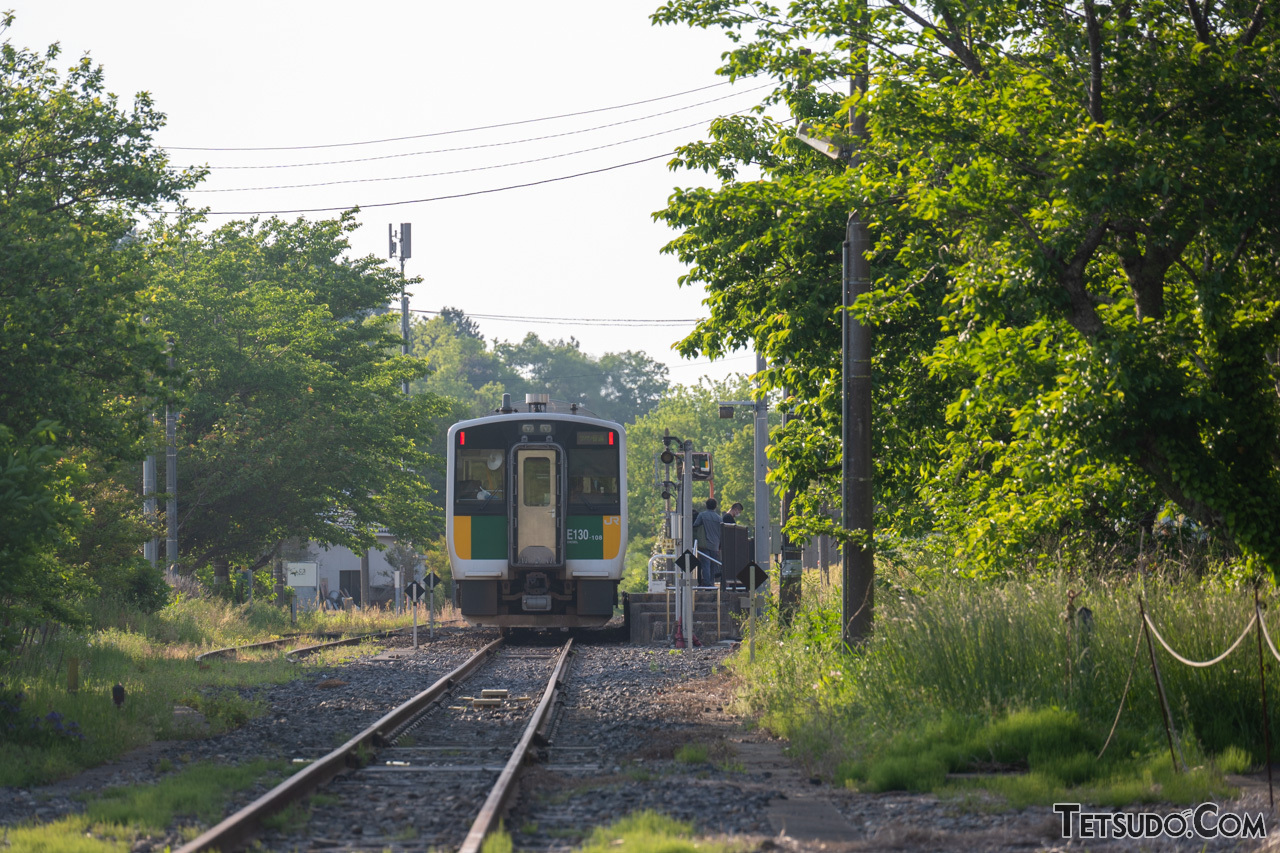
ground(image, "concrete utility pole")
xmin=143 ymin=448 xmax=157 ymax=568
xmin=779 ymin=386 xmax=801 ymax=619
xmin=165 ymin=346 xmax=178 ymax=575
xmin=754 ymin=354 xmax=771 ymax=575
xmin=842 ymin=4 xmax=874 ymax=648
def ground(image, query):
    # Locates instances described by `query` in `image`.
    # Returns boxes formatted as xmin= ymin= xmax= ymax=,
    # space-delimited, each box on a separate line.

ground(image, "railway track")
xmin=176 ymin=636 xmax=576 ymax=852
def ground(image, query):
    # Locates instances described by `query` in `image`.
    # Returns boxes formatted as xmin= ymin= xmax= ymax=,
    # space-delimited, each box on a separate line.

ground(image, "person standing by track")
xmin=692 ymin=498 xmax=724 ymax=586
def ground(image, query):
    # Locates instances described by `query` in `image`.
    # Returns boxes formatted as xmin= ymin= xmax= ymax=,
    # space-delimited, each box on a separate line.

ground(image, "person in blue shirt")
xmin=692 ymin=498 xmax=724 ymax=586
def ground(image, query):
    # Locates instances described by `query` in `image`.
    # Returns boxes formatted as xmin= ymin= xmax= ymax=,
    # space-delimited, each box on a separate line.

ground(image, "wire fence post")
xmin=1139 ymin=596 xmax=1181 ymax=773
xmin=1255 ymin=587 xmax=1274 ymax=809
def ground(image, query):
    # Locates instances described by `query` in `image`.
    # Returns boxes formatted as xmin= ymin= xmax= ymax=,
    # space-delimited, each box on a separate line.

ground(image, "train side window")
xmin=456 ymin=449 xmax=505 ymax=501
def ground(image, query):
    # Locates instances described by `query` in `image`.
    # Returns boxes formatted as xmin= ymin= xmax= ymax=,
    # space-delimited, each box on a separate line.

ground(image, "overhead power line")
xmin=162 ymin=79 xmax=753 ymax=152
xmin=186 ymin=86 xmax=771 ymax=171
xmin=412 ymin=309 xmax=699 ymax=328
xmin=186 ymin=113 xmax=748 ymax=194
xmin=173 ymin=151 xmax=677 ymax=215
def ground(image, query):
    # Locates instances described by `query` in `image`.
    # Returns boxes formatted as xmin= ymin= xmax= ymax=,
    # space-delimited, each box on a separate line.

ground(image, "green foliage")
xmin=0 ymin=23 xmax=199 ymax=632
xmin=0 ymin=593 xmax=413 ymax=786
xmin=577 ymin=811 xmax=721 ymax=853
xmin=148 ymin=213 xmax=451 ymax=570
xmin=86 ymin=759 xmax=289 ymax=830
xmin=734 ymin=567 xmax=1280 ymax=802
xmin=624 ymin=378 xmax=776 ymax=549
xmin=652 ymin=0 xmax=1280 ymax=577
xmin=409 ymin=309 xmax=671 ymax=424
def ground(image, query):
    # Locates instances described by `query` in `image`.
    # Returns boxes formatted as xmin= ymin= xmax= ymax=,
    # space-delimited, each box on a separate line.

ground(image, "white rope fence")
xmin=1257 ymin=602 xmax=1280 ymax=664
xmin=1142 ymin=610 xmax=1256 ymax=667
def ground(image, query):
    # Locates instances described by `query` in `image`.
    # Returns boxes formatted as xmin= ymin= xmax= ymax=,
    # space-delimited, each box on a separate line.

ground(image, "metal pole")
xmin=681 ymin=439 xmax=695 ymax=644
xmin=400 ymin=265 xmax=410 ymax=395
xmin=753 ymin=353 xmax=770 ymax=587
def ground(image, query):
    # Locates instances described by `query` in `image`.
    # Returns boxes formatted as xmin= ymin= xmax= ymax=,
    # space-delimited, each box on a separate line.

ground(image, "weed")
xmin=261 ymin=801 xmax=308 ymax=833
xmin=734 ymin=570 xmax=1275 ymax=804
xmin=674 ymin=743 xmax=709 ymax=764
xmin=577 ymin=810 xmax=729 ymax=853
xmin=481 ymin=820 xmax=513 ymax=853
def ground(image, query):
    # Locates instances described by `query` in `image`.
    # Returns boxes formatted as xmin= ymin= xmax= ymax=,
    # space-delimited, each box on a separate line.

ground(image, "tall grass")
xmin=0 ymin=595 xmax=425 ymax=786
xmin=732 ymin=566 xmax=1277 ymax=801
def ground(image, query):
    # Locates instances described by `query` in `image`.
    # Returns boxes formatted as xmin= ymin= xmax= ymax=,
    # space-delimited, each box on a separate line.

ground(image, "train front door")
xmin=513 ymin=446 xmax=561 ymax=566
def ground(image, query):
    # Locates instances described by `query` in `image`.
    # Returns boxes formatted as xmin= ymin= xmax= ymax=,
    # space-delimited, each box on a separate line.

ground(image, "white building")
xmin=286 ymin=530 xmax=406 ymax=610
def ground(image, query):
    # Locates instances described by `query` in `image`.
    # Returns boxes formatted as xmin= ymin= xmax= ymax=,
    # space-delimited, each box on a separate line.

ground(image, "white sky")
xmin=7 ymin=0 xmax=769 ymax=387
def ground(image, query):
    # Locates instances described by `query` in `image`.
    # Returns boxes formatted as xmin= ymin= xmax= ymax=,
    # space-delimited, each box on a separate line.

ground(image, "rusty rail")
xmin=175 ymin=636 xmax=503 ymax=853
xmin=458 ymin=638 xmax=575 ymax=853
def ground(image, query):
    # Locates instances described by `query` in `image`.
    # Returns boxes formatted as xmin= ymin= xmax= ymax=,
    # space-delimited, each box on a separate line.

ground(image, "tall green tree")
xmin=150 ymin=214 xmax=449 ymax=572
xmin=654 ymin=0 xmax=1280 ymax=575
xmin=410 ymin=310 xmax=671 ymax=424
xmin=625 ymin=378 xmax=778 ymax=550
xmin=0 ymin=21 xmax=199 ymax=625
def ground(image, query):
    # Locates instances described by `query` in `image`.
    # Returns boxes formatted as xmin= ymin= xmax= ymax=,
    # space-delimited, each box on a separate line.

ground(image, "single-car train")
xmin=447 ymin=394 xmax=627 ymax=628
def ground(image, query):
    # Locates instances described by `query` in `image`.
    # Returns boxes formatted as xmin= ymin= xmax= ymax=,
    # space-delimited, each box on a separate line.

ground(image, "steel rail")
xmin=194 ymin=634 xmax=305 ymax=662
xmin=284 ymin=627 xmax=406 ymax=659
xmin=459 ymin=638 xmax=575 ymax=853
xmin=175 ymin=636 xmax=504 ymax=853
xmin=194 ymin=627 xmax=408 ymax=663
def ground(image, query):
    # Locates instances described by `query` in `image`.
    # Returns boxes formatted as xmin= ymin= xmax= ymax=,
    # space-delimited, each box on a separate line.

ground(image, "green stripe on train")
xmin=470 ymin=515 xmax=507 ymax=560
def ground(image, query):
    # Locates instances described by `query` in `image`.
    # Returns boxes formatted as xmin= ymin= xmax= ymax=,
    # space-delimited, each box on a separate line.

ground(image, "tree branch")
xmin=1240 ymin=0 xmax=1266 ymax=45
xmin=889 ymin=2 xmax=986 ymax=76
xmin=1185 ymin=0 xmax=1213 ymax=42
xmin=1084 ymin=0 xmax=1105 ymax=123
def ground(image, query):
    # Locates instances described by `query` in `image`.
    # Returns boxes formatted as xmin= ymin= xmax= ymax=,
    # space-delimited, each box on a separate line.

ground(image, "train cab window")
xmin=568 ymin=449 xmax=620 ymax=508
xmin=455 ymin=448 xmax=505 ymax=507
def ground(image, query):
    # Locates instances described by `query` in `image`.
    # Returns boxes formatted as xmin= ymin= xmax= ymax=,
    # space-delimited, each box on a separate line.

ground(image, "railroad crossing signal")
xmin=405 ymin=580 xmax=426 ymax=603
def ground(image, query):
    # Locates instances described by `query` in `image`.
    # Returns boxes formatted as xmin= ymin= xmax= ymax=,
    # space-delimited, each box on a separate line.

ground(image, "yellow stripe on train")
xmin=603 ymin=515 xmax=621 ymax=560
xmin=454 ymin=515 xmax=472 ymax=560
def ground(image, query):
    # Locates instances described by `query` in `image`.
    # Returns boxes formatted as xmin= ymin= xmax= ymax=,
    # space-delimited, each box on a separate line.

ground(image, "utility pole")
xmin=165 ymin=400 xmax=178 ymax=575
xmin=842 ymin=2 xmax=874 ymax=648
xmin=779 ymin=385 xmax=801 ymax=620
xmin=163 ymin=346 xmax=178 ymax=576
xmin=389 ymin=223 xmax=413 ymax=395
xmin=143 ymin=444 xmax=157 ymax=568
xmin=754 ymin=354 xmax=771 ymax=578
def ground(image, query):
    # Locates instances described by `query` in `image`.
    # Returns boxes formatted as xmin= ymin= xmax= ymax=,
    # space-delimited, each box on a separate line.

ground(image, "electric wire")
xmin=185 ymin=85 xmax=771 ymax=171
xmin=164 ymin=152 xmax=676 ymax=215
xmin=162 ymin=79 xmax=753 ymax=152
xmin=411 ymin=308 xmax=698 ymax=327
xmin=186 ymin=114 xmax=742 ymax=194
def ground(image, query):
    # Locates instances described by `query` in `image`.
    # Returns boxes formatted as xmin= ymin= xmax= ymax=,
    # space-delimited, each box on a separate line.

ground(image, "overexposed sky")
xmin=7 ymin=1 xmax=769 ymax=386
